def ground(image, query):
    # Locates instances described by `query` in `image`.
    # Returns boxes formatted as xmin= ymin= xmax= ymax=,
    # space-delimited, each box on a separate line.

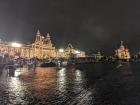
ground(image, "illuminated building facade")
xmin=115 ymin=41 xmax=131 ymax=61
xmin=0 ymin=30 xmax=86 ymax=59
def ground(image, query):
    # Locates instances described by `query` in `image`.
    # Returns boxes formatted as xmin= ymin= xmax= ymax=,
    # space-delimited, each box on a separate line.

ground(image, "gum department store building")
xmin=0 ymin=30 xmax=86 ymax=59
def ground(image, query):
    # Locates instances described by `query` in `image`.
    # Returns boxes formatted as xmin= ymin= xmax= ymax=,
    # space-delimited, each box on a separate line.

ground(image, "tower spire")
xmin=35 ymin=29 xmax=42 ymax=42
xmin=120 ymin=40 xmax=124 ymax=46
xmin=37 ymin=29 xmax=41 ymax=36
xmin=46 ymin=33 xmax=50 ymax=39
xmin=47 ymin=33 xmax=50 ymax=36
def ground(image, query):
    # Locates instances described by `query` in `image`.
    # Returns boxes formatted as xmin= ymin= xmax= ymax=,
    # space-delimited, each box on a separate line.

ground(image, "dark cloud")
xmin=0 ymin=0 xmax=139 ymax=54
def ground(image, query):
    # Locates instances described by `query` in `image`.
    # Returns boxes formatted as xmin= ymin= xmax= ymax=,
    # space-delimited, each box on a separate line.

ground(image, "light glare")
xmin=12 ymin=42 xmax=22 ymax=47
xmin=75 ymin=50 xmax=80 ymax=54
xmin=59 ymin=49 xmax=64 ymax=52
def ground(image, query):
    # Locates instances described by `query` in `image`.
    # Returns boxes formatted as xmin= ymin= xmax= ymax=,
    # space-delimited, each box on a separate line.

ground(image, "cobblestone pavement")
xmin=0 ymin=63 xmax=140 ymax=105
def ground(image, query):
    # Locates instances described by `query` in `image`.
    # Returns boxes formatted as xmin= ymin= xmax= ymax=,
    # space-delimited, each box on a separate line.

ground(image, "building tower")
xmin=120 ymin=41 xmax=125 ymax=49
xmin=115 ymin=41 xmax=131 ymax=61
xmin=35 ymin=30 xmax=43 ymax=43
xmin=44 ymin=33 xmax=53 ymax=48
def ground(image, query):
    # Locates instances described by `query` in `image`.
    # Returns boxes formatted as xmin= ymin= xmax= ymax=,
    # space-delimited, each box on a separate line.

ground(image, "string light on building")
xmin=0 ymin=30 xmax=86 ymax=59
xmin=115 ymin=41 xmax=131 ymax=61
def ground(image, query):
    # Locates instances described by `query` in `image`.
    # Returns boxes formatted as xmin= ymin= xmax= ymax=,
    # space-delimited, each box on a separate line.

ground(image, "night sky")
xmin=0 ymin=0 xmax=140 ymax=54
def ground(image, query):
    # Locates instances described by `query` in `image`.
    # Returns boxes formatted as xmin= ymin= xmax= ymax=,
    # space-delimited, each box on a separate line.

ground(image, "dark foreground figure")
xmin=0 ymin=62 xmax=140 ymax=105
